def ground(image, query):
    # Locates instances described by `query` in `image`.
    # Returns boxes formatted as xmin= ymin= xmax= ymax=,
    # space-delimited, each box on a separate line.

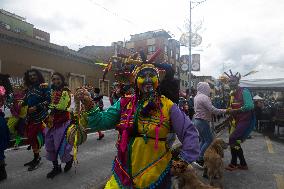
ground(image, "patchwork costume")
xmin=227 ymin=87 xmax=255 ymax=169
xmin=24 ymin=83 xmax=50 ymax=151
xmin=45 ymin=86 xmax=73 ymax=178
xmin=224 ymin=70 xmax=255 ymax=171
xmin=7 ymin=87 xmax=27 ymax=147
xmin=45 ymin=87 xmax=72 ymax=163
xmin=78 ymin=54 xmax=200 ymax=189
xmin=23 ymin=83 xmax=50 ymax=171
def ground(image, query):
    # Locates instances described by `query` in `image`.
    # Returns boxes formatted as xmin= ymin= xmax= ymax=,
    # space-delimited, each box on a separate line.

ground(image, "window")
xmin=147 ymin=45 xmax=156 ymax=55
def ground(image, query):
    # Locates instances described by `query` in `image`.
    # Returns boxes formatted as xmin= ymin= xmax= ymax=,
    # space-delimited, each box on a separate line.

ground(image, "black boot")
xmin=236 ymin=147 xmax=248 ymax=170
xmin=230 ymin=147 xmax=238 ymax=166
xmin=27 ymin=153 xmax=41 ymax=171
xmin=0 ymin=161 xmax=7 ymax=181
xmin=225 ymin=147 xmax=238 ymax=171
xmin=47 ymin=161 xmax=62 ymax=179
xmin=64 ymin=156 xmax=73 ymax=173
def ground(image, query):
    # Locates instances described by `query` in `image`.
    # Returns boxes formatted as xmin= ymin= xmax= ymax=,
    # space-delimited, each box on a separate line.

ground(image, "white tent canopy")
xmin=253 ymin=95 xmax=263 ymax=100
xmin=240 ymin=78 xmax=284 ymax=89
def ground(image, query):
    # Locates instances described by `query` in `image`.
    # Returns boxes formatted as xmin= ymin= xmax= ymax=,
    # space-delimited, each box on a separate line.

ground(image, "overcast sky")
xmin=1 ymin=0 xmax=284 ymax=79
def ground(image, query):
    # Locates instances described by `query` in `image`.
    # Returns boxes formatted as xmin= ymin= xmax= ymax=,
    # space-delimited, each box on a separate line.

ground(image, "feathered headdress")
xmin=103 ymin=48 xmax=165 ymax=84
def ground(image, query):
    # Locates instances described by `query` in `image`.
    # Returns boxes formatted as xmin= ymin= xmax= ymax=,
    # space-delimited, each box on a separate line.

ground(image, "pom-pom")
xmin=0 ymin=86 xmax=6 ymax=96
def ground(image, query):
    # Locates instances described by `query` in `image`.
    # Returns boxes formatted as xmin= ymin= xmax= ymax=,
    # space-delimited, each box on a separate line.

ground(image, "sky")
xmin=1 ymin=0 xmax=284 ymax=79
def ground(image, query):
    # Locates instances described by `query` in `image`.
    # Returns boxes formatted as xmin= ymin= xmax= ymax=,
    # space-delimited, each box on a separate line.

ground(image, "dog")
xmin=171 ymin=160 xmax=220 ymax=189
xmin=203 ymin=138 xmax=228 ymax=189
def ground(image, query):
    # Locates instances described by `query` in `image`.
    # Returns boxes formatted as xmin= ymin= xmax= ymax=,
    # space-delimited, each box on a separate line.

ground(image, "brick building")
xmin=0 ymin=28 xmax=115 ymax=96
xmin=125 ymin=30 xmax=180 ymax=66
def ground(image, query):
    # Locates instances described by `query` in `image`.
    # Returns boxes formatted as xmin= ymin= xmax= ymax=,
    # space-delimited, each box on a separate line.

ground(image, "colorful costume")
xmin=225 ymin=71 xmax=255 ymax=170
xmin=24 ymin=83 xmax=50 ymax=151
xmin=45 ymin=86 xmax=73 ymax=178
xmin=46 ymin=87 xmax=72 ymax=162
xmin=23 ymin=82 xmax=50 ymax=171
xmin=7 ymin=86 xmax=27 ymax=147
xmin=78 ymin=52 xmax=200 ymax=188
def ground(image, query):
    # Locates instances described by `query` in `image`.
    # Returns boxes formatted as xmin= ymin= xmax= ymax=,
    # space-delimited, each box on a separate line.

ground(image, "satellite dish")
xmin=180 ymin=32 xmax=202 ymax=47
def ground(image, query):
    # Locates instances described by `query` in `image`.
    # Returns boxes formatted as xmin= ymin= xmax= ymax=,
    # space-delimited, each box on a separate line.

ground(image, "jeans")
xmin=194 ymin=118 xmax=213 ymax=160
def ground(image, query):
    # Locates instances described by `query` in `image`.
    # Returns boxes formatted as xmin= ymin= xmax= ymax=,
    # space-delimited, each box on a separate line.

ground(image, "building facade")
xmin=0 ymin=28 xmax=114 ymax=96
xmin=125 ymin=30 xmax=180 ymax=66
xmin=0 ymin=9 xmax=50 ymax=42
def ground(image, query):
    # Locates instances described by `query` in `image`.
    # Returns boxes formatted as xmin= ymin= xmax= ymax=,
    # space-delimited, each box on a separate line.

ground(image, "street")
xmin=1 ymin=129 xmax=284 ymax=189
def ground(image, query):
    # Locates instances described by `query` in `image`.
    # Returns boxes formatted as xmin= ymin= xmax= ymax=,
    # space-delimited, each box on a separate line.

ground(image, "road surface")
xmin=1 ymin=129 xmax=284 ymax=189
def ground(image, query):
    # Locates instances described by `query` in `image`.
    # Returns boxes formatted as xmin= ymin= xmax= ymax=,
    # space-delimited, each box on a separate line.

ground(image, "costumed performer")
xmin=45 ymin=72 xmax=73 ymax=179
xmin=75 ymin=57 xmax=200 ymax=188
xmin=224 ymin=70 xmax=255 ymax=171
xmin=23 ymin=69 xmax=51 ymax=171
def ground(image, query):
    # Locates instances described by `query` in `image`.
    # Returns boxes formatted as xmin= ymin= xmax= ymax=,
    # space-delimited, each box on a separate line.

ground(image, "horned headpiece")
xmin=224 ymin=70 xmax=241 ymax=82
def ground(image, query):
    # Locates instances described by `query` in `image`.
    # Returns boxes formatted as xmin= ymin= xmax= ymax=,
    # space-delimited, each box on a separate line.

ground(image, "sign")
xmin=192 ymin=54 xmax=200 ymax=71
xmin=181 ymin=64 xmax=189 ymax=71
xmin=180 ymin=32 xmax=202 ymax=47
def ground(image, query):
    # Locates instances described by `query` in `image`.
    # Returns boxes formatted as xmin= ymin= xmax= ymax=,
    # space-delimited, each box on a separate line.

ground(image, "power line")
xmin=88 ymin=0 xmax=137 ymax=26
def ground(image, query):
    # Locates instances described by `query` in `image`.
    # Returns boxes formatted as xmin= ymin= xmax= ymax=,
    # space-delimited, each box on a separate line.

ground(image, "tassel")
xmin=155 ymin=103 xmax=164 ymax=151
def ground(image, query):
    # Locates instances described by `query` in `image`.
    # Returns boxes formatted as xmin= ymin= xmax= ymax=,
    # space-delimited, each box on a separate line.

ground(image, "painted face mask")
xmin=136 ymin=68 xmax=159 ymax=94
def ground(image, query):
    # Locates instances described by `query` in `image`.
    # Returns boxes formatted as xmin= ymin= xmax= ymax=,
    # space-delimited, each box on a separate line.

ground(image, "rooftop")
xmin=129 ymin=29 xmax=172 ymax=41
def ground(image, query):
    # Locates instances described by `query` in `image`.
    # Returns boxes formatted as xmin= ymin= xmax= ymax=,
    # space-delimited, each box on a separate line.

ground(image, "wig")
xmin=23 ymin=69 xmax=45 ymax=88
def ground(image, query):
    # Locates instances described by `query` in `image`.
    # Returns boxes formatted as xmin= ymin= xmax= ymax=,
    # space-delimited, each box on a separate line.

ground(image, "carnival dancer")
xmin=45 ymin=72 xmax=73 ymax=178
xmin=93 ymin=87 xmax=105 ymax=140
xmin=224 ymin=70 xmax=255 ymax=171
xmin=7 ymin=84 xmax=27 ymax=148
xmin=193 ymin=82 xmax=227 ymax=169
xmin=0 ymin=86 xmax=10 ymax=181
xmin=23 ymin=69 xmax=51 ymax=171
xmin=75 ymin=53 xmax=200 ymax=188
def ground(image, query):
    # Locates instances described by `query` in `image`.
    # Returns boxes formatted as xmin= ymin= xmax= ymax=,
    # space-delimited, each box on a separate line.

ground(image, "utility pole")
xmin=188 ymin=0 xmax=192 ymax=91
xmin=188 ymin=0 xmax=208 ymax=92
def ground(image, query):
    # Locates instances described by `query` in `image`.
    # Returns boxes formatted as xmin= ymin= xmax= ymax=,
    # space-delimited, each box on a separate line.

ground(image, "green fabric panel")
xmin=241 ymin=89 xmax=254 ymax=112
xmin=87 ymin=100 xmax=121 ymax=131
xmin=54 ymin=91 xmax=70 ymax=111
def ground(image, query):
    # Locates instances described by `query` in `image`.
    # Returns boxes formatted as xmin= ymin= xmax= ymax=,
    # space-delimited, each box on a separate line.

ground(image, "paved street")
xmin=1 ymin=129 xmax=284 ymax=189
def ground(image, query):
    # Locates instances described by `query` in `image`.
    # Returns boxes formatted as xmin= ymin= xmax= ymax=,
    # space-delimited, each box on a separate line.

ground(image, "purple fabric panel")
xmin=229 ymin=120 xmax=251 ymax=145
xmin=45 ymin=120 xmax=72 ymax=163
xmin=170 ymin=104 xmax=200 ymax=163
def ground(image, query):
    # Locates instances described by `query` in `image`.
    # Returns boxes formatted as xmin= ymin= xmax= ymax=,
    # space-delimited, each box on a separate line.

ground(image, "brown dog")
xmin=203 ymin=138 xmax=228 ymax=188
xmin=171 ymin=161 xmax=220 ymax=189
